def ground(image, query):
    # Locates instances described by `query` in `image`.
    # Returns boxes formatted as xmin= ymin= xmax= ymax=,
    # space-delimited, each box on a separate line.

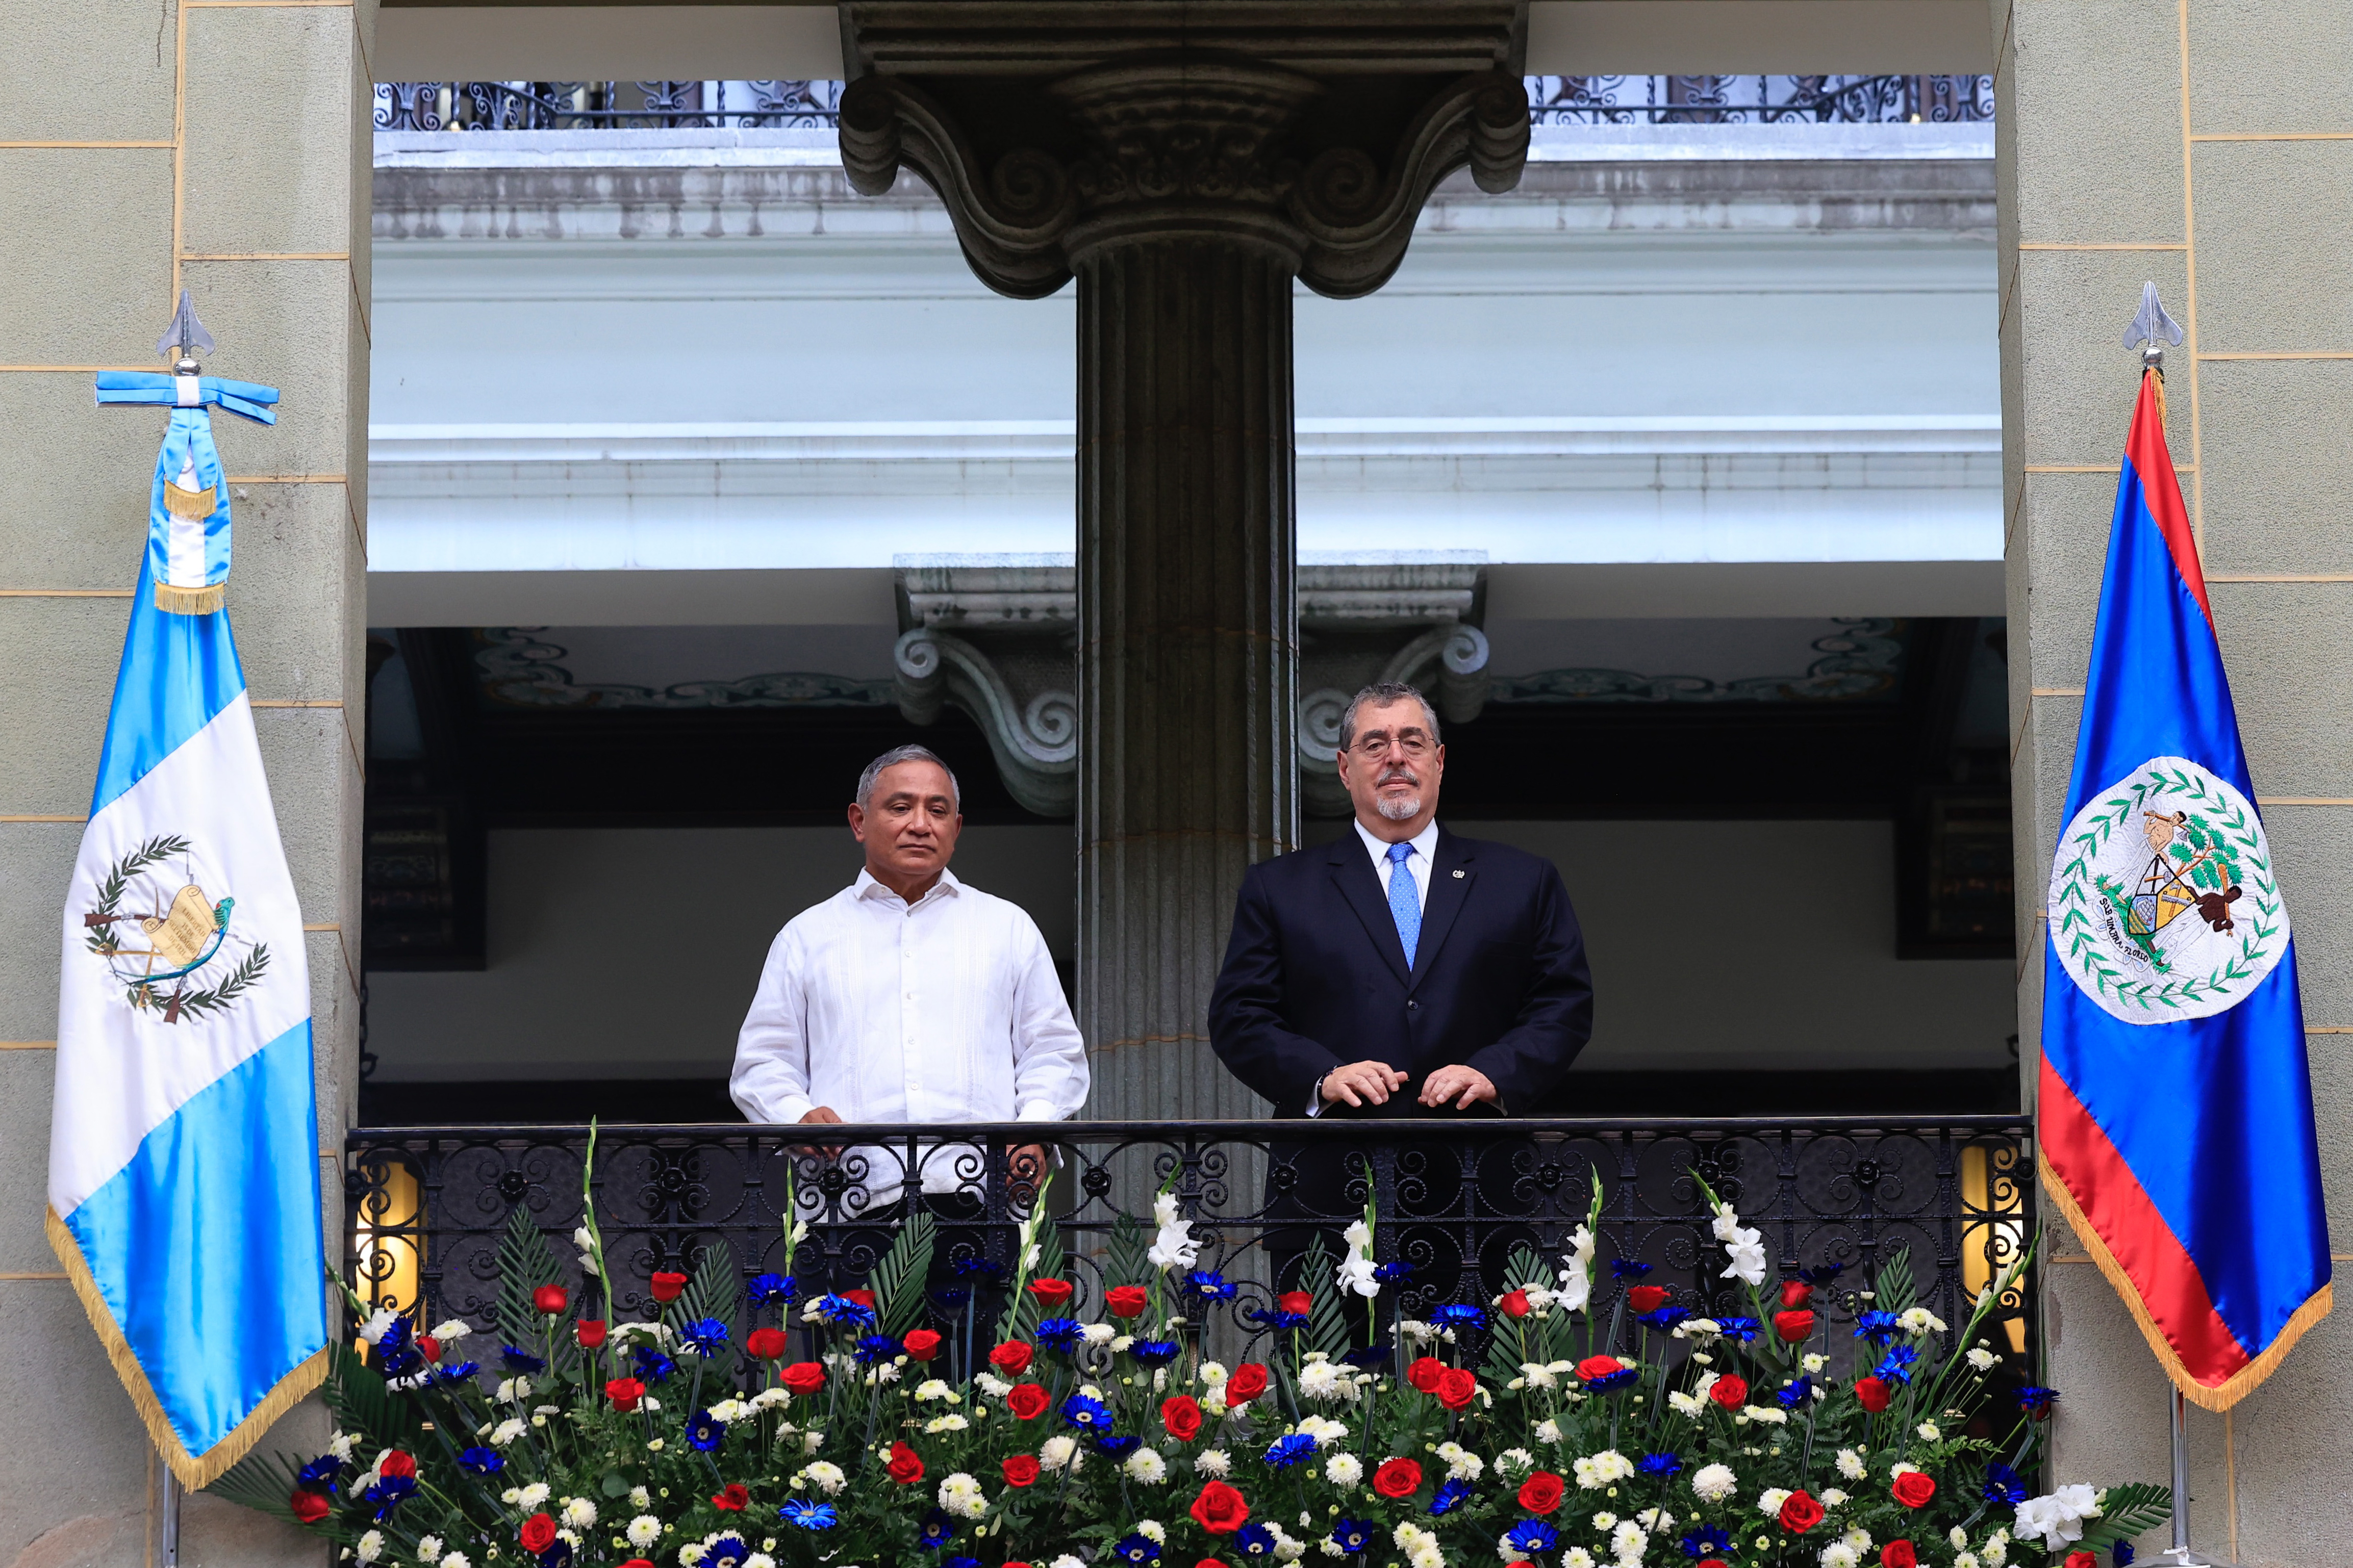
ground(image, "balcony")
xmin=346 ymin=1115 xmax=2035 ymax=1377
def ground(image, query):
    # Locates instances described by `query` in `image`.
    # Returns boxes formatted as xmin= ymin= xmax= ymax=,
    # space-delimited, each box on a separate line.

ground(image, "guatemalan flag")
xmin=2040 ymin=350 xmax=2331 ymax=1408
xmin=47 ymin=323 xmax=327 ymax=1486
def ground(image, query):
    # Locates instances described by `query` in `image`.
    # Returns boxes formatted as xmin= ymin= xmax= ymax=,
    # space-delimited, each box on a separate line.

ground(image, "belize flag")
xmin=2040 ymin=361 xmax=2331 ymax=1408
xmin=47 ymin=343 xmax=327 ymax=1485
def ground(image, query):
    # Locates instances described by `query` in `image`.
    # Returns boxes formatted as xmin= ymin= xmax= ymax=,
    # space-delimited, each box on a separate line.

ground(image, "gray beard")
xmin=1375 ymin=794 xmax=1422 ymax=822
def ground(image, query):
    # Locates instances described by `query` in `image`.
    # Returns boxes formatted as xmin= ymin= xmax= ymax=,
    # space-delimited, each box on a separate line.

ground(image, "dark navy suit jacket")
xmin=1207 ymin=826 xmax=1595 ymax=1118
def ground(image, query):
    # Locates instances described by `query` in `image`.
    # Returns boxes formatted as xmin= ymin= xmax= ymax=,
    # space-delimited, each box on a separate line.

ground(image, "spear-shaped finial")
xmin=2123 ymin=281 xmax=2185 ymax=371
xmin=155 ymin=290 xmax=215 ymax=375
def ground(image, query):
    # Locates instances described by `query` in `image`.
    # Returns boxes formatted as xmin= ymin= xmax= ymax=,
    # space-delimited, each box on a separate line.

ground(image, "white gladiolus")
xmin=1690 ymin=1463 xmax=1738 ymax=1504
xmin=1336 ymin=1218 xmax=1380 ymax=1298
xmin=2014 ymin=1487 xmax=2103 ymax=1551
xmin=1149 ymin=1193 xmax=1201 ymax=1271
xmin=328 ymin=1432 xmax=357 ymax=1462
xmin=1712 ymin=1202 xmax=1767 ymax=1287
xmin=1558 ymin=1224 xmax=1596 ymax=1313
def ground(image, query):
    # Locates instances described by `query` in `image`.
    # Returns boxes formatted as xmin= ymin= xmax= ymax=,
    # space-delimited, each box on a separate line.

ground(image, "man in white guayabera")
xmin=731 ymin=744 xmax=1087 ymax=1294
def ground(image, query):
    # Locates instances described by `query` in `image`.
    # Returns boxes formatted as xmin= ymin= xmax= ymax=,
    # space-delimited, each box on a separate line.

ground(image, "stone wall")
xmin=0 ymin=1 xmax=370 ymax=1563
xmin=1995 ymin=0 xmax=2352 ymax=1560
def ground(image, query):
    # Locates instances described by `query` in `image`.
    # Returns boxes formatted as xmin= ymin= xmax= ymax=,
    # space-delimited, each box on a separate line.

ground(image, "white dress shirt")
xmin=731 ymin=867 xmax=1088 ymax=1196
xmin=1307 ymin=819 xmax=1444 ymax=1113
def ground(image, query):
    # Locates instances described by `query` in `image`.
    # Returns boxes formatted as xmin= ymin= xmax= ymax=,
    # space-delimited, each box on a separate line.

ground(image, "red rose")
xmin=1006 ymin=1381 xmax=1051 ymax=1420
xmin=1627 ymin=1284 xmax=1669 ymax=1314
xmin=781 ymin=1361 xmax=826 ymax=1394
xmin=533 ymin=1283 xmax=569 ymax=1315
xmin=1779 ymin=1279 xmax=1814 ymax=1308
xmin=902 ymin=1328 xmax=943 ymax=1362
xmin=2063 ymin=1554 xmax=2096 ymax=1568
xmin=1499 ymin=1288 xmax=1531 ymax=1318
xmin=1436 ymin=1367 xmax=1480 ymax=1411
xmin=1004 ymin=1563 xmax=1033 ymax=1568
xmin=576 ymin=1320 xmax=608 ymax=1350
xmin=1225 ymin=1363 xmax=1270 ymax=1407
xmin=289 ymin=1490 xmax=331 ymax=1524
xmin=1699 ymin=1561 xmax=1730 ymax=1568
xmin=844 ymin=1289 xmax=877 ymax=1307
xmin=1278 ymin=1291 xmax=1313 ymax=1317
xmin=712 ymin=1484 xmax=748 ymax=1511
xmin=1779 ymin=1492 xmax=1826 ymax=1534
xmin=604 ymin=1377 xmax=646 ymax=1412
xmin=1106 ymin=1286 xmax=1150 ymax=1319
xmin=519 ymin=1513 xmax=558 ymax=1555
xmin=649 ymin=1271 xmax=688 ymax=1303
xmin=621 ymin=1561 xmax=656 ymax=1568
xmin=1574 ymin=1355 xmax=1626 ymax=1384
xmin=1373 ymin=1457 xmax=1422 ymax=1499
xmin=991 ymin=1341 xmax=1035 ymax=1375
xmin=1853 ymin=1376 xmax=1892 ymax=1412
xmin=1407 ymin=1356 xmax=1447 ymax=1392
xmin=1517 ymin=1471 xmax=1566 ymax=1513
xmin=746 ymin=1327 xmax=789 ymax=1360
xmin=377 ymin=1452 xmax=417 ymax=1480
xmin=1882 ymin=1543 xmax=1919 ymax=1568
xmin=887 ymin=1441 xmax=925 ymax=1484
xmin=416 ymin=1334 xmax=442 ymax=1364
xmin=1189 ymin=1480 xmax=1250 ymax=1535
xmin=1891 ymin=1471 xmax=1937 ymax=1509
xmin=1709 ymin=1374 xmax=1749 ymax=1408
xmin=1774 ymin=1308 xmax=1816 ymax=1343
xmin=1194 ymin=1561 xmax=1226 ymax=1568
xmin=1027 ymin=1277 xmax=1075 ymax=1306
xmin=1003 ymin=1454 xmax=1041 ymax=1487
xmin=1162 ymin=1394 xmax=1204 ymax=1440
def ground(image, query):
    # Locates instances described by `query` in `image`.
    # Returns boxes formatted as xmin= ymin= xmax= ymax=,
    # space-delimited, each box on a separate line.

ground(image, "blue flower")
xmin=1234 ymin=1523 xmax=1279 ymax=1558
xmin=682 ymin=1318 xmax=731 ymax=1354
xmin=1638 ymin=1452 xmax=1685 ymax=1478
xmin=917 ymin=1509 xmax=956 ymax=1550
xmin=500 ymin=1345 xmax=545 ymax=1373
xmin=1854 ymin=1310 xmax=1903 ymax=1345
xmin=705 ymin=1534 xmax=750 ymax=1568
xmin=812 ymin=1294 xmax=877 ymax=1327
xmin=1254 ymin=1309 xmax=1309 ymax=1332
xmin=632 ymin=1346 xmax=675 ymax=1382
xmin=435 ymin=1360 xmax=480 ymax=1384
xmin=942 ymin=1559 xmax=981 ymax=1568
xmin=1264 ymin=1433 xmax=1317 ymax=1469
xmin=1111 ymin=1533 xmax=1161 ymax=1565
xmin=686 ymin=1409 xmax=725 ymax=1452
xmin=1984 ymin=1461 xmax=2027 ymax=1508
xmin=1505 ymin=1521 xmax=1560 ymax=1556
xmin=1777 ymin=1377 xmax=1813 ymax=1409
xmin=2114 ymin=1544 xmax=2136 ymax=1567
xmin=853 ymin=1333 xmax=900 ymax=1365
xmin=538 ymin=1540 xmax=572 ymax=1568
xmin=360 ymin=1475 xmax=416 ymax=1522
xmin=1681 ymin=1525 xmax=1733 ymax=1559
xmin=1182 ymin=1270 xmax=1237 ymax=1299
xmin=1340 ymin=1344 xmax=1394 ymax=1368
xmin=1610 ymin=1258 xmax=1653 ymax=1280
xmin=379 ymin=1346 xmax=422 ymax=1377
xmin=1373 ymin=1261 xmax=1413 ymax=1282
xmin=1431 ymin=1303 xmax=1487 ymax=1329
xmin=779 ymin=1500 xmax=837 ymax=1531
xmin=1097 ymin=1433 xmax=1141 ymax=1459
xmin=375 ymin=1315 xmax=413 ymax=1354
xmin=1873 ymin=1344 xmax=1922 ymax=1385
xmin=296 ymin=1455 xmax=343 ymax=1489
xmin=1061 ymin=1393 xmax=1112 ymax=1431
xmin=1330 ymin=1519 xmax=1374 ymax=1554
xmin=458 ymin=1446 xmax=504 ymax=1475
xmin=931 ymin=1287 xmax=972 ymax=1309
xmin=954 ymin=1256 xmax=1007 ymax=1279
xmin=1129 ymin=1338 xmax=1183 ymax=1366
xmin=1715 ymin=1315 xmax=1762 ymax=1343
xmin=1430 ymin=1479 xmax=1474 ymax=1516
xmin=1036 ymin=1317 xmax=1085 ymax=1352
xmin=746 ymin=1272 xmax=797 ymax=1307
xmin=1638 ymin=1305 xmax=1692 ymax=1332
xmin=1799 ymin=1263 xmax=1846 ymax=1284
xmin=2019 ymin=1384 xmax=2059 ymax=1413
xmin=1584 ymin=1365 xmax=1639 ymax=1393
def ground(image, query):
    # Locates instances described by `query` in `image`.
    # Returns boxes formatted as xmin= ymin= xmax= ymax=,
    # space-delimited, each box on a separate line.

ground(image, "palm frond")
xmin=1302 ymin=1234 xmax=1351 ymax=1362
xmin=1872 ymin=1247 xmax=1918 ymax=1317
xmin=2076 ymin=1482 xmax=2172 ymax=1550
xmin=872 ymin=1209 xmax=938 ymax=1339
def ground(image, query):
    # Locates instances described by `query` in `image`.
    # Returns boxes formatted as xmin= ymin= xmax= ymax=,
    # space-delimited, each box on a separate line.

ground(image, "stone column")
xmin=839 ymin=7 xmax=1529 ymax=1122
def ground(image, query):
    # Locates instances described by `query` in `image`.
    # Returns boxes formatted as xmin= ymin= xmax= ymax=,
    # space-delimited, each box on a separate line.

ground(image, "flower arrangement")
xmin=220 ymin=1148 xmax=2166 ymax=1568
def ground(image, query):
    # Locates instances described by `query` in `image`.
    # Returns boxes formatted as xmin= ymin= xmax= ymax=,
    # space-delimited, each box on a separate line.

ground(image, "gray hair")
xmin=856 ymin=744 xmax=962 ymax=810
xmin=1337 ymin=681 xmax=1441 ymax=753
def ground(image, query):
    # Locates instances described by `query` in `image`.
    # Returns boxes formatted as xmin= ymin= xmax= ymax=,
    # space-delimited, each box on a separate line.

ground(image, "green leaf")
xmin=673 ymin=1235 xmax=741 ymax=1349
xmin=872 ymin=1208 xmax=938 ymax=1340
xmin=601 ymin=1472 xmax=631 ymax=1498
xmin=2074 ymin=1481 xmax=2172 ymax=1550
xmin=1300 ymin=1234 xmax=1351 ymax=1363
xmin=998 ymin=1206 xmax=1066 ymax=1342
xmin=494 ymin=1203 xmax=569 ymax=1357
xmin=1106 ymin=1213 xmax=1149 ymax=1294
xmin=322 ymin=1341 xmax=423 ymax=1457
xmin=1872 ymin=1247 xmax=1917 ymax=1318
xmin=205 ymin=1447 xmax=311 ymax=1526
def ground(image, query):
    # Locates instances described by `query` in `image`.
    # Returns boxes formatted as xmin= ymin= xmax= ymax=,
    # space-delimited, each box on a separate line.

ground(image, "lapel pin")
xmin=1452 ymin=869 xmax=1464 ymax=878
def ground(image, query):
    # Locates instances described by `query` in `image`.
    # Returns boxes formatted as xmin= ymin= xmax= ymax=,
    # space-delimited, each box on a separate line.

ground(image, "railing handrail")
xmin=348 ymin=1113 xmax=2030 ymax=1142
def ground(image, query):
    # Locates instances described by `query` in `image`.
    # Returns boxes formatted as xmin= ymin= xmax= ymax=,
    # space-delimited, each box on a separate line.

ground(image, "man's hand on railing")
xmin=1321 ymin=1060 xmax=1409 ymax=1108
xmin=793 ymin=1104 xmax=844 ymax=1159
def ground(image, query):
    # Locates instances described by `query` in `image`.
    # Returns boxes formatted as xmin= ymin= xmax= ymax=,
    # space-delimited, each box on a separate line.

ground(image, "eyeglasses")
xmin=1351 ymin=733 xmax=1433 ymax=760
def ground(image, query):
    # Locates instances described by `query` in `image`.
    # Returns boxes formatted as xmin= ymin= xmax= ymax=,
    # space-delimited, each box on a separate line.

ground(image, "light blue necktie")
xmin=1386 ymin=840 xmax=1421 ymax=968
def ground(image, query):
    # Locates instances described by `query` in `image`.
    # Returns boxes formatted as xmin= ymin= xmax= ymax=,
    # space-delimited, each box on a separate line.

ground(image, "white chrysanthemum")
xmin=1571 ymin=1450 xmax=1631 ymax=1489
xmin=1689 ymin=1462 xmax=1738 ymax=1504
xmin=938 ymin=1472 xmax=989 ymax=1520
xmin=1818 ymin=1545 xmax=1859 ymax=1568
xmin=915 ymin=1379 xmax=954 ymax=1403
xmin=1563 ymin=1550 xmax=1597 ymax=1568
xmin=515 ymin=1483 xmax=551 ymax=1509
xmin=1299 ymin=1360 xmax=1355 ymax=1403
xmin=1127 ymin=1449 xmax=1170 ymax=1484
xmin=1842 ymin=1527 xmax=1873 ymax=1553
xmin=1633 ymin=1508 xmax=1674 ymax=1532
xmin=1274 ymin=1536 xmax=1306 ymax=1563
xmin=1534 ymin=1418 xmax=1563 ymax=1445
xmin=415 ymin=1537 xmax=443 ymax=1564
xmin=1519 ymin=1361 xmax=1560 ymax=1391
xmin=1758 ymin=1488 xmax=1794 ymax=1515
xmin=1040 ymin=1435 xmax=1080 ymax=1472
xmin=1080 ymin=1322 xmax=1116 ymax=1346
xmin=676 ymin=1547 xmax=707 ymax=1568
xmin=1966 ymin=1347 xmax=2000 ymax=1371
xmin=1136 ymin=1521 xmax=1166 ymax=1545
xmin=628 ymin=1486 xmax=651 ymax=1510
xmin=1591 ymin=1513 xmax=1618 ymax=1532
xmin=1496 ymin=1449 xmax=1535 ymax=1477
xmin=743 ymin=1556 xmax=775 ymax=1568
xmin=496 ymin=1377 xmax=530 ymax=1402
xmin=1325 ymin=1453 xmax=1362 ymax=1486
xmin=1199 ymin=1362 xmax=1230 ymax=1387
xmin=1949 ymin=1528 xmax=1970 ymax=1550
xmin=560 ymin=1497 xmax=598 ymax=1530
xmin=1666 ymin=1390 xmax=1703 ymax=1418
xmin=626 ymin=1516 xmax=663 ymax=1548
xmin=1955 ymin=1556 xmax=1982 ymax=1568
xmin=1195 ymin=1449 xmax=1232 ymax=1477
xmin=1821 ymin=1488 xmax=1850 ymax=1507
xmin=1437 ymin=1442 xmax=1486 ymax=1481
xmin=749 ymin=1387 xmax=791 ymax=1412
xmin=490 ymin=1418 xmax=527 ymax=1447
xmin=439 ymin=1555 xmax=470 ymax=1568
xmin=1399 ymin=1320 xmax=1438 ymax=1346
xmin=1898 ymin=1307 xmax=1947 ymax=1336
xmin=1408 ymin=1540 xmax=1445 ymax=1568
xmin=1741 ymin=1405 xmax=1789 ymax=1425
xmin=925 ymin=1415 xmax=969 ymax=1434
xmin=1298 ymin=1415 xmax=1351 ymax=1449
xmin=1983 ymin=1528 xmax=2012 ymax=1566
xmin=1051 ymin=1558 xmax=1086 ymax=1568
xmin=803 ymin=1461 xmax=845 ymax=1496
xmin=1609 ymin=1522 xmax=1648 ymax=1564
xmin=1802 ymin=1352 xmax=1828 ymax=1374
xmin=353 ymin=1532 xmax=384 ymax=1564
xmin=975 ymin=1372 xmax=1013 ymax=1398
xmin=1916 ymin=1421 xmax=1941 ymax=1442
xmin=1835 ymin=1448 xmax=1867 ymax=1481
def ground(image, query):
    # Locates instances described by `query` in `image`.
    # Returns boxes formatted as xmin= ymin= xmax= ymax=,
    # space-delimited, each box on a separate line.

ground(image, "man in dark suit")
xmin=1208 ymin=680 xmax=1593 ymax=1308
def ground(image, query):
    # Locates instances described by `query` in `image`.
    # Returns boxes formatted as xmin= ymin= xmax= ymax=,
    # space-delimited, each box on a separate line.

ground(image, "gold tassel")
xmin=153 ymin=578 xmax=227 ymax=616
xmin=162 ymin=482 xmax=219 ymax=519
xmin=48 ymin=1206 xmax=331 ymax=1488
xmin=2148 ymin=365 xmax=2167 ymax=432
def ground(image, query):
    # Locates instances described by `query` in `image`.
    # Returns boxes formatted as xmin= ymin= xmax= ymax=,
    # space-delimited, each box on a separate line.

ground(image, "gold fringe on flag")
xmin=2040 ymin=1152 xmax=2333 ymax=1411
xmin=162 ymin=482 xmax=219 ymax=519
xmin=47 ymin=1205 xmax=330 ymax=1488
xmin=153 ymin=578 xmax=227 ymax=615
xmin=2147 ymin=364 xmax=2167 ymax=431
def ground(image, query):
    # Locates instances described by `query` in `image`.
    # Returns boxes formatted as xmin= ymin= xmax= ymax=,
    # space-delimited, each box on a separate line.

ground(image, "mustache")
xmin=1376 ymin=766 xmax=1421 ymax=787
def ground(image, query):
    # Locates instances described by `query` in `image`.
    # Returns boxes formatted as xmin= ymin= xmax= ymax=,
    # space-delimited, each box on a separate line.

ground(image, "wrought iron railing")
xmin=347 ymin=1116 xmax=2034 ymax=1379
xmin=371 ymin=75 xmax=1994 ymax=134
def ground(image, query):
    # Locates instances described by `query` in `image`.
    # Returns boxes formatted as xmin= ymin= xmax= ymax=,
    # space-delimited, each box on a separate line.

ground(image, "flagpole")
xmin=2152 ymin=1385 xmax=2233 ymax=1567
xmin=158 ymin=1463 xmax=181 ymax=1568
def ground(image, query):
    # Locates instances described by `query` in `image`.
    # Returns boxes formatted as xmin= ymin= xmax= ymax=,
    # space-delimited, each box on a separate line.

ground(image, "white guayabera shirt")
xmin=731 ymin=868 xmax=1088 ymax=1202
